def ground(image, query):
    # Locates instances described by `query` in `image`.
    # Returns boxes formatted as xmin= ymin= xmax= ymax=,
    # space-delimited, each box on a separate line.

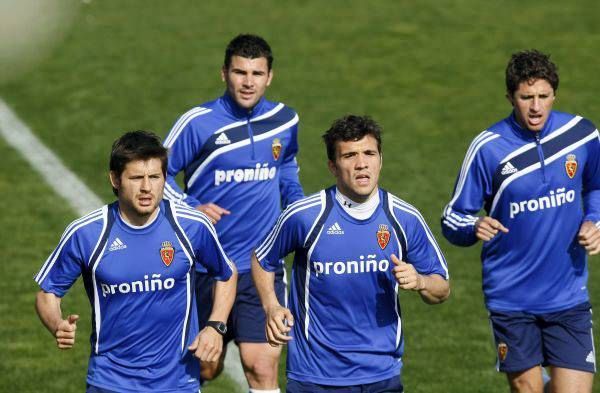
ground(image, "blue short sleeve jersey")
xmin=442 ymin=111 xmax=600 ymax=313
xmin=256 ymin=187 xmax=448 ymax=386
xmin=163 ymin=94 xmax=304 ymax=273
xmin=34 ymin=201 xmax=234 ymax=393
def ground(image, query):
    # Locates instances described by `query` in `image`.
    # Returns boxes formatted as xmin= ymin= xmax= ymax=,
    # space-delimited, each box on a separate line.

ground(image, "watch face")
xmin=208 ymin=321 xmax=227 ymax=334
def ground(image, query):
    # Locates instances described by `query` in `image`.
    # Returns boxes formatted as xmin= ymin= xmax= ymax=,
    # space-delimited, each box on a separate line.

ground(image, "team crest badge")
xmin=498 ymin=342 xmax=508 ymax=362
xmin=565 ymin=154 xmax=577 ymax=179
xmin=160 ymin=241 xmax=175 ymax=267
xmin=272 ymin=138 xmax=282 ymax=161
xmin=376 ymin=224 xmax=391 ymax=250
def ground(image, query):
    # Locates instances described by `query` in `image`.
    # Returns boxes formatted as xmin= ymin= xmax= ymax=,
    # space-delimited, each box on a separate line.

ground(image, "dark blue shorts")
xmin=86 ymin=385 xmax=118 ymax=393
xmin=196 ymin=266 xmax=286 ymax=343
xmin=489 ymin=301 xmax=596 ymax=373
xmin=286 ymin=376 xmax=403 ymax=393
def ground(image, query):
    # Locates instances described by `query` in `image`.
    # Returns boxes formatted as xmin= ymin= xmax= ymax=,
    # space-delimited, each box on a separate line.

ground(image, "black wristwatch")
xmin=206 ymin=321 xmax=227 ymax=335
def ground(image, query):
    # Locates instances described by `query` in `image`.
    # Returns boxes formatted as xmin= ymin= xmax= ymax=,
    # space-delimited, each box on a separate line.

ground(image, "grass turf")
xmin=1 ymin=1 xmax=600 ymax=391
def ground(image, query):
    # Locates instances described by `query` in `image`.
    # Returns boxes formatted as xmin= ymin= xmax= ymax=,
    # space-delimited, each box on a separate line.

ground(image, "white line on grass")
xmin=0 ymin=97 xmax=247 ymax=392
xmin=0 ymin=98 xmax=103 ymax=213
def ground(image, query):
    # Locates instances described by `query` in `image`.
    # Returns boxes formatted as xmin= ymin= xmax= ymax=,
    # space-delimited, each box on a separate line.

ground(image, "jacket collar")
xmin=220 ymin=91 xmax=266 ymax=119
xmin=507 ymin=110 xmax=555 ymax=141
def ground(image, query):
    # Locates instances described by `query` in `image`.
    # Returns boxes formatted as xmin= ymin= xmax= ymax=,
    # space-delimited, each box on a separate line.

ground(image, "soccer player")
xmin=251 ymin=115 xmax=450 ymax=393
xmin=34 ymin=131 xmax=237 ymax=393
xmin=441 ymin=50 xmax=600 ymax=393
xmin=163 ymin=34 xmax=303 ymax=391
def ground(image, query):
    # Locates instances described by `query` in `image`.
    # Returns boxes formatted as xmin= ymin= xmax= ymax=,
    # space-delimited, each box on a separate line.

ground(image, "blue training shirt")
xmin=442 ymin=110 xmax=600 ymax=313
xmin=256 ymin=187 xmax=448 ymax=386
xmin=163 ymin=93 xmax=304 ymax=273
xmin=34 ymin=201 xmax=234 ymax=393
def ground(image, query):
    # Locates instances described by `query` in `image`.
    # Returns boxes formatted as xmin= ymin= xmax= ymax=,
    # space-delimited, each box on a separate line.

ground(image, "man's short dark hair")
xmin=224 ymin=34 xmax=273 ymax=70
xmin=109 ymin=130 xmax=168 ymax=196
xmin=322 ymin=115 xmax=382 ymax=161
xmin=506 ymin=49 xmax=559 ymax=96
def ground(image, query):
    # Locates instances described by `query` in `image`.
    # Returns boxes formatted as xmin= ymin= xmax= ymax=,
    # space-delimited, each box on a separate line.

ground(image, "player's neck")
xmin=118 ymin=206 xmax=160 ymax=228
xmin=335 ymin=187 xmax=380 ymax=220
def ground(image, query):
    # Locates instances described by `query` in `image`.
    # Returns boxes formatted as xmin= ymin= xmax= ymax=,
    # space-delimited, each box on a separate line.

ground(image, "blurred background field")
xmin=2 ymin=1 xmax=600 ymax=392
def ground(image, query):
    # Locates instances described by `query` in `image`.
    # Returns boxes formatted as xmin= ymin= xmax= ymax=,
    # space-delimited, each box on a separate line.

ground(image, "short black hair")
xmin=224 ymin=34 xmax=273 ymax=70
xmin=109 ymin=130 xmax=168 ymax=196
xmin=506 ymin=49 xmax=559 ymax=96
xmin=322 ymin=115 xmax=382 ymax=161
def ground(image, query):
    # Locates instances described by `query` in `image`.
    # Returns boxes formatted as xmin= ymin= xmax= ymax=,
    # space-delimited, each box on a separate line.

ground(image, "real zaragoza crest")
xmin=272 ymin=138 xmax=282 ymax=160
xmin=376 ymin=224 xmax=390 ymax=250
xmin=160 ymin=241 xmax=175 ymax=267
xmin=565 ymin=154 xmax=577 ymax=179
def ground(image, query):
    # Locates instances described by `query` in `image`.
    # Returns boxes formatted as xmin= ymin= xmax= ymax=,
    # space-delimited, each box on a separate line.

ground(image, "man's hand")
xmin=264 ymin=304 xmax=294 ymax=347
xmin=578 ymin=221 xmax=600 ymax=255
xmin=55 ymin=314 xmax=79 ymax=349
xmin=196 ymin=203 xmax=230 ymax=224
xmin=475 ymin=216 xmax=508 ymax=241
xmin=188 ymin=327 xmax=223 ymax=362
xmin=392 ymin=254 xmax=423 ymax=291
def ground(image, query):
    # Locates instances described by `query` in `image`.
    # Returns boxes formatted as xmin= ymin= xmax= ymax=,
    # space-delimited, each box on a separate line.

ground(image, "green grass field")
xmin=2 ymin=1 xmax=600 ymax=392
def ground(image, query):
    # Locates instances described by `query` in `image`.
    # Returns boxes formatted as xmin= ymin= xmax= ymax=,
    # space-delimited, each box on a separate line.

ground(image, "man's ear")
xmin=266 ymin=69 xmax=274 ymax=87
xmin=109 ymin=171 xmax=120 ymax=190
xmin=327 ymin=160 xmax=337 ymax=177
xmin=221 ymin=66 xmax=227 ymax=82
xmin=506 ymin=92 xmax=514 ymax=106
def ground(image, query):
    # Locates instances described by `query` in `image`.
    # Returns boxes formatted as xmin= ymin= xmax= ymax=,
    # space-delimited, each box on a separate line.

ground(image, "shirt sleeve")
xmin=255 ymin=206 xmax=303 ymax=272
xmin=193 ymin=217 xmax=234 ymax=281
xmin=163 ymin=112 xmax=203 ymax=208
xmin=278 ymin=122 xmax=304 ymax=209
xmin=403 ymin=209 xmax=449 ymax=279
xmin=34 ymin=227 xmax=85 ymax=297
xmin=441 ymin=134 xmax=494 ymax=247
xmin=583 ymin=128 xmax=600 ymax=225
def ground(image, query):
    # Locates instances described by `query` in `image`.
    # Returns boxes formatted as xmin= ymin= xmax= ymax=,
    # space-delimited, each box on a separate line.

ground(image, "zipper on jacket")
xmin=534 ymin=133 xmax=547 ymax=183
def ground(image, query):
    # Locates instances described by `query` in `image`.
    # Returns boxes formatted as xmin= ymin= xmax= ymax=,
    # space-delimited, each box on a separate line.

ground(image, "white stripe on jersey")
xmin=88 ymin=206 xmax=109 ymax=268
xmin=169 ymin=203 xmax=198 ymax=352
xmin=444 ymin=212 xmax=477 ymax=227
xmin=445 ymin=131 xmax=500 ymax=214
xmin=255 ymin=193 xmax=321 ymax=257
xmin=490 ymin=130 xmax=599 ymax=215
xmin=304 ymin=208 xmax=327 ymax=341
xmin=187 ymin=114 xmax=299 ymax=188
xmin=386 ymin=195 xmax=406 ymax=262
xmin=391 ymin=196 xmax=449 ymax=279
xmin=212 ymin=103 xmax=286 ymax=136
xmin=34 ymin=208 xmax=104 ymax=284
xmin=173 ymin=204 xmax=235 ymax=273
xmin=255 ymin=193 xmax=321 ymax=260
xmin=163 ymin=182 xmax=193 ymax=207
xmin=173 ymin=204 xmax=235 ymax=352
xmin=164 ymin=107 xmax=211 ymax=148
xmin=500 ymin=116 xmax=582 ymax=164
xmin=182 ymin=271 xmax=192 ymax=352
xmin=394 ymin=283 xmax=402 ymax=347
xmin=89 ymin=208 xmax=110 ymax=354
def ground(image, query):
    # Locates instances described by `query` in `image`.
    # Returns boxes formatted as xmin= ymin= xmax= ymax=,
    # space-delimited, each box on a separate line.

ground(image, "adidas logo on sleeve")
xmin=501 ymin=162 xmax=518 ymax=175
xmin=215 ymin=133 xmax=231 ymax=145
xmin=326 ymin=222 xmax=344 ymax=235
xmin=108 ymin=238 xmax=127 ymax=252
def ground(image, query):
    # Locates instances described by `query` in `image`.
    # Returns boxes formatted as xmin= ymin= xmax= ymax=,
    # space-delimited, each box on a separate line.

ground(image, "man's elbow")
xmin=422 ymin=284 xmax=450 ymax=305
